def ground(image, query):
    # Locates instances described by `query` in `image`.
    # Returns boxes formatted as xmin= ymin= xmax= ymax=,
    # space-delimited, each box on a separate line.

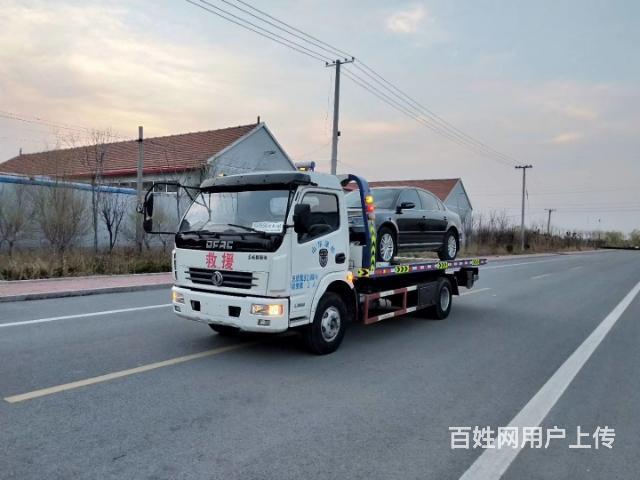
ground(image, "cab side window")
xmin=297 ymin=192 xmax=340 ymax=242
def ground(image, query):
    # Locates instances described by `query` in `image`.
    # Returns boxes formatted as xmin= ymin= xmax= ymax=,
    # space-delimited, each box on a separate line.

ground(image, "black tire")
xmin=422 ymin=278 xmax=453 ymax=320
xmin=304 ymin=292 xmax=347 ymax=355
xmin=208 ymin=324 xmax=239 ymax=336
xmin=438 ymin=230 xmax=458 ymax=261
xmin=376 ymin=226 xmax=397 ymax=262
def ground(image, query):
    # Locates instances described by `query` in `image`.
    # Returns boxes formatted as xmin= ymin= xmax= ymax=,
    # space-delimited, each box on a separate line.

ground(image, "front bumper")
xmin=171 ymin=286 xmax=289 ymax=333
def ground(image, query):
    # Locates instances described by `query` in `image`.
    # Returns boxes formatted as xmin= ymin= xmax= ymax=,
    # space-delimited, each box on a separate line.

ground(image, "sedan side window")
xmin=397 ymin=189 xmax=420 ymax=208
xmin=418 ymin=190 xmax=439 ymax=210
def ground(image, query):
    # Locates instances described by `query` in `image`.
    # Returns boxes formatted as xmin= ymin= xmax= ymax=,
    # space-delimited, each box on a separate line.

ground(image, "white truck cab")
xmin=142 ymin=170 xmax=484 ymax=354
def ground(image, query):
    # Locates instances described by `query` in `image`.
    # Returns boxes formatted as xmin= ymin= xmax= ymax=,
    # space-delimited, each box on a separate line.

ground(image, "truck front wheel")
xmin=305 ymin=292 xmax=347 ymax=354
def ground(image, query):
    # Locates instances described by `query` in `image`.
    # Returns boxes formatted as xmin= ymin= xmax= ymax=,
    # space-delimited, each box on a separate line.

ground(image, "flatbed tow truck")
xmin=142 ymin=171 xmax=486 ymax=354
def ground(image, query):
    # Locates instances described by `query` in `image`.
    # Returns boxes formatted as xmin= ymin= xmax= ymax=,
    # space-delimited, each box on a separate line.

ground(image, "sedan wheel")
xmin=447 ymin=234 xmax=457 ymax=258
xmin=438 ymin=231 xmax=458 ymax=260
xmin=377 ymin=229 xmax=396 ymax=262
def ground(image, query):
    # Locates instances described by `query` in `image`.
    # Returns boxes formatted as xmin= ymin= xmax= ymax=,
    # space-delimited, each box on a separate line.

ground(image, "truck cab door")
xmin=289 ymin=189 xmax=348 ymax=320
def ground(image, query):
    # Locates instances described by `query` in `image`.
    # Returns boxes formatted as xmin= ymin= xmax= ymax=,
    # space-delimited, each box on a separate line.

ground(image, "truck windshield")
xmin=179 ymin=189 xmax=291 ymax=234
xmin=345 ymin=188 xmax=398 ymax=210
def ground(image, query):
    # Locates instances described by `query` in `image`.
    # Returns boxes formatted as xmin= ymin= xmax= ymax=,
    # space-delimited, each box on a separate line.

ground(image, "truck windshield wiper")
xmin=178 ymin=230 xmax=219 ymax=238
xmin=225 ymin=223 xmax=267 ymax=235
xmin=178 ymin=230 xmax=202 ymax=237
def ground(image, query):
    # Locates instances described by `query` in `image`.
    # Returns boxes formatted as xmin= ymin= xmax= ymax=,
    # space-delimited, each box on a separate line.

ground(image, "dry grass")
xmin=0 ymin=248 xmax=171 ymax=280
xmin=402 ymin=210 xmax=598 ymax=259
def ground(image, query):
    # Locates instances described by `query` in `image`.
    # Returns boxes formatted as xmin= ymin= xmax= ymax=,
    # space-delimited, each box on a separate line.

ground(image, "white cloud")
xmin=562 ymin=105 xmax=597 ymax=120
xmin=385 ymin=5 xmax=426 ymax=34
xmin=0 ymin=1 xmax=273 ymax=142
xmin=549 ymin=132 xmax=583 ymax=144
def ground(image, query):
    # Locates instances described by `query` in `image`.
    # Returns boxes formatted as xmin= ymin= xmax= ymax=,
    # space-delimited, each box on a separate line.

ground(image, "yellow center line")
xmin=4 ymin=340 xmax=263 ymax=404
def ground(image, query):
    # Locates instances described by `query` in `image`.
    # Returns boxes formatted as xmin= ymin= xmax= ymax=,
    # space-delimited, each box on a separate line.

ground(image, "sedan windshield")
xmin=179 ymin=189 xmax=291 ymax=234
xmin=345 ymin=188 xmax=398 ymax=210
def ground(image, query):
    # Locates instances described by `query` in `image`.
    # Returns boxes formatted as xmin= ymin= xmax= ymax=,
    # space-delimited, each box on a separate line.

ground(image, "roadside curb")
xmin=0 ymin=282 xmax=173 ymax=303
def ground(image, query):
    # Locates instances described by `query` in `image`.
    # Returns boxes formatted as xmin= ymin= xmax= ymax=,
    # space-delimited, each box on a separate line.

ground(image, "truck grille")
xmin=186 ymin=268 xmax=256 ymax=289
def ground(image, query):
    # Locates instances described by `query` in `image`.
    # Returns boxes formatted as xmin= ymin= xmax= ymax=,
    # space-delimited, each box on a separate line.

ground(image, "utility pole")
xmin=545 ymin=208 xmax=556 ymax=235
xmin=326 ymin=57 xmax=354 ymax=174
xmin=136 ymin=126 xmax=144 ymax=252
xmin=515 ymin=165 xmax=533 ymax=251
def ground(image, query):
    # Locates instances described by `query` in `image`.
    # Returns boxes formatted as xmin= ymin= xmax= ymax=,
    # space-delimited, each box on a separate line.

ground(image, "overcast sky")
xmin=1 ymin=0 xmax=638 ymax=233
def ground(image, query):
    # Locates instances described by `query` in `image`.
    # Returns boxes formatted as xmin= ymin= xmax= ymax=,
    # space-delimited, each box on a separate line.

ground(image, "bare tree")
xmin=83 ymin=130 xmax=115 ymax=253
xmin=31 ymin=182 xmax=88 ymax=273
xmin=61 ymin=129 xmax=114 ymax=253
xmin=0 ymin=183 xmax=30 ymax=256
xmin=99 ymin=192 xmax=128 ymax=251
xmin=151 ymin=205 xmax=175 ymax=252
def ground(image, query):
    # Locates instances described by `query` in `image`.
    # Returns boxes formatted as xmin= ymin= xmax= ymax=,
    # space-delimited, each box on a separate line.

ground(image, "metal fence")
xmin=0 ymin=174 xmax=189 ymax=252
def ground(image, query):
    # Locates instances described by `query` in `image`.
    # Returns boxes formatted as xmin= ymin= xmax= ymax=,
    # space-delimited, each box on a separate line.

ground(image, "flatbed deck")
xmin=353 ymin=257 xmax=487 ymax=324
xmin=354 ymin=257 xmax=487 ymax=278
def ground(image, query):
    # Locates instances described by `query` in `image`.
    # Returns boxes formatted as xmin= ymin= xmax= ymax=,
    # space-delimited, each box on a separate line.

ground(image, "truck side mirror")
xmin=396 ymin=201 xmax=415 ymax=213
xmin=142 ymin=193 xmax=154 ymax=233
xmin=293 ymin=203 xmax=311 ymax=234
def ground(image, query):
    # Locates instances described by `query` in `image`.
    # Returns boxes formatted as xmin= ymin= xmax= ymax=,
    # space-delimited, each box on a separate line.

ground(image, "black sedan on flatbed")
xmin=346 ymin=187 xmax=464 ymax=262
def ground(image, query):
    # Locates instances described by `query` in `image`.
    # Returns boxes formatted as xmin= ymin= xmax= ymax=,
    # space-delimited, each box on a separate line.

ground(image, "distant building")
xmin=0 ymin=122 xmax=295 ymax=191
xmin=369 ymin=178 xmax=473 ymax=224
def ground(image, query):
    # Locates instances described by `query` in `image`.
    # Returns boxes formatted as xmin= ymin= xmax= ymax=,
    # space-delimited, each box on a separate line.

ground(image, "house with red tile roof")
xmin=0 ymin=122 xmax=295 ymax=191
xmin=370 ymin=178 xmax=473 ymax=224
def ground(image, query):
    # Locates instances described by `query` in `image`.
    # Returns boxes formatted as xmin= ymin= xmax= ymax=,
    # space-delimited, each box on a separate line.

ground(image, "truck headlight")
xmin=172 ymin=291 xmax=185 ymax=304
xmin=250 ymin=304 xmax=284 ymax=316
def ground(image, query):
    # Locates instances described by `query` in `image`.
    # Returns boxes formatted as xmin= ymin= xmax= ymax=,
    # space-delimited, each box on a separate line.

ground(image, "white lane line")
xmin=483 ymin=259 xmax=564 ymax=270
xmin=460 ymin=288 xmax=491 ymax=296
xmin=459 ymin=280 xmax=640 ymax=480
xmin=530 ymin=273 xmax=553 ymax=280
xmin=0 ymin=304 xmax=172 ymax=328
xmin=570 ymin=266 xmax=583 ymax=271
xmin=4 ymin=340 xmax=262 ymax=403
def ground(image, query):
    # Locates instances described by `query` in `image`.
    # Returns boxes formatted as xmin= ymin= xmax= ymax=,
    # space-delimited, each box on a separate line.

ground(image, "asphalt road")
xmin=1 ymin=250 xmax=639 ymax=480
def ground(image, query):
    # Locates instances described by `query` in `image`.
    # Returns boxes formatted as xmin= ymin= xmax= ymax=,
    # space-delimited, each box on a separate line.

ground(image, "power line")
xmin=352 ymin=62 xmax=519 ymax=166
xmin=0 ymin=110 xmax=130 ymax=141
xmin=343 ymin=68 xmax=516 ymax=167
xmin=185 ymin=0 xmax=329 ymax=62
xmin=184 ymin=0 xmax=524 ymax=169
xmin=0 ymin=111 xmax=91 ymax=133
xmin=214 ymin=0 xmax=347 ymax=60
xmin=341 ymin=69 xmax=516 ymax=167
xmin=222 ymin=0 xmax=520 ymax=167
xmin=229 ymin=0 xmax=354 ymax=58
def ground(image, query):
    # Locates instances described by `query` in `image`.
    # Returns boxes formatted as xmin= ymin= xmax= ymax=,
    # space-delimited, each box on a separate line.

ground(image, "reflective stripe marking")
xmin=368 ymin=306 xmax=418 ymax=323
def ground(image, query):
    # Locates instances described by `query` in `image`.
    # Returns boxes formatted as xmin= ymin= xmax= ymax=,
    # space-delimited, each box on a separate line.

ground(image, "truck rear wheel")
xmin=305 ymin=292 xmax=347 ymax=354
xmin=208 ymin=324 xmax=239 ymax=336
xmin=422 ymin=277 xmax=452 ymax=320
